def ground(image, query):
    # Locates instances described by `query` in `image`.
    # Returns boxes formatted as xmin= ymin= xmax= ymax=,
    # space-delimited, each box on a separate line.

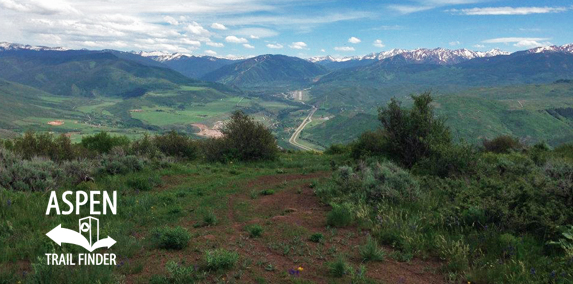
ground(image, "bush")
xmin=153 ymin=131 xmax=198 ymax=160
xmin=201 ymin=210 xmax=218 ymax=226
xmin=9 ymin=131 xmax=80 ymax=161
xmin=327 ymin=203 xmax=353 ymax=227
xmin=151 ymin=226 xmax=190 ymax=250
xmin=61 ymin=159 xmax=96 ymax=185
xmin=130 ymin=133 xmax=159 ymax=158
xmin=309 ymin=233 xmax=324 ymax=243
xmin=246 ymin=224 xmax=263 ymax=238
xmin=327 ymin=255 xmax=351 ymax=277
xmin=350 ymin=131 xmax=387 ymax=160
xmin=359 ymin=236 xmax=385 ymax=262
xmin=204 ymin=249 xmax=239 ymax=271
xmin=199 ymin=138 xmax=233 ymax=163
xmin=413 ymin=143 xmax=478 ymax=177
xmin=325 ymin=144 xmax=349 ymax=155
xmin=163 ymin=260 xmax=196 ymax=284
xmin=98 ymin=148 xmax=146 ymax=175
xmin=220 ymin=111 xmax=278 ymax=162
xmin=0 ymin=148 xmax=62 ymax=191
xmin=126 ymin=175 xmax=161 ymax=191
xmin=378 ymin=92 xmax=451 ymax=167
xmin=81 ymin=132 xmax=130 ymax=154
xmin=483 ymin=135 xmax=524 ymax=154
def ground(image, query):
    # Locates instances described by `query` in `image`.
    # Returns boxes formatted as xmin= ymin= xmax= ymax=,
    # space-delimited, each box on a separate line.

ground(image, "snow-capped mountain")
xmin=135 ymin=51 xmax=249 ymax=62
xmin=0 ymin=42 xmax=69 ymax=51
xmin=310 ymin=48 xmax=510 ymax=66
xmin=526 ymin=44 xmax=573 ymax=54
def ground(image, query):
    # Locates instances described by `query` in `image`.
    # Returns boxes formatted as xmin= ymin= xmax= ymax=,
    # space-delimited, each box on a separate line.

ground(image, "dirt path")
xmin=126 ymin=171 xmax=444 ymax=283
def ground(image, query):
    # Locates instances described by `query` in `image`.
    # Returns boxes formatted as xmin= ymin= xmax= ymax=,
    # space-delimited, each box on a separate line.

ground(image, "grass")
xmin=204 ymin=249 xmax=239 ymax=271
xmin=152 ymin=226 xmax=191 ymax=250
xmin=326 ymin=204 xmax=353 ymax=227
xmin=2 ymin=152 xmax=357 ymax=283
xmin=359 ymin=236 xmax=385 ymax=262
xmin=246 ymin=224 xmax=264 ymax=237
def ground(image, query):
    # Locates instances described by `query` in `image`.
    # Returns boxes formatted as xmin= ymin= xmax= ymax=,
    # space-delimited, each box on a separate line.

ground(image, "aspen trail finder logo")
xmin=44 ymin=191 xmax=118 ymax=265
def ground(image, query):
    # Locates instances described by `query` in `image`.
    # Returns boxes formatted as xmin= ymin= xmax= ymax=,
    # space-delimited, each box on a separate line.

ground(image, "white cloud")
xmin=348 ymin=37 xmax=361 ymax=44
xmin=204 ymin=49 xmax=217 ymax=56
xmin=266 ymin=43 xmax=283 ymax=49
xmin=449 ymin=41 xmax=460 ymax=46
xmin=0 ymin=0 xmax=80 ymax=15
xmin=373 ymin=39 xmax=385 ymax=48
xmin=389 ymin=0 xmax=487 ymax=14
xmin=210 ymin=22 xmax=227 ymax=30
xmin=473 ymin=44 xmax=485 ymax=48
xmin=289 ymin=41 xmax=307 ymax=49
xmin=482 ymin=37 xmax=552 ymax=48
xmin=233 ymin=27 xmax=278 ymax=38
xmin=206 ymin=41 xmax=224 ymax=47
xmin=181 ymin=38 xmax=201 ymax=46
xmin=163 ymin=16 xmax=179 ymax=25
xmin=449 ymin=6 xmax=569 ymax=15
xmin=185 ymin=22 xmax=209 ymax=36
xmin=334 ymin=46 xmax=355 ymax=52
xmin=513 ymin=40 xmax=550 ymax=48
xmin=225 ymin=35 xmax=248 ymax=43
xmin=243 ymin=43 xmax=255 ymax=49
xmin=320 ymin=49 xmax=326 ymax=52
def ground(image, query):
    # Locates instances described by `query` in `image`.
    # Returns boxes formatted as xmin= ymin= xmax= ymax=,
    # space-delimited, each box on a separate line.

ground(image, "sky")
xmin=1 ymin=0 xmax=572 ymax=58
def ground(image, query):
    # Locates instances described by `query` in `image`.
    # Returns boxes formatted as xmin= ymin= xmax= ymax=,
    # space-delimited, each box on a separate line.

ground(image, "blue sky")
xmin=1 ymin=0 xmax=572 ymax=58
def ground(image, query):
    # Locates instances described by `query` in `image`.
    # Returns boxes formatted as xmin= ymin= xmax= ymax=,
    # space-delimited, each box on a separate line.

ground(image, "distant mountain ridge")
xmin=201 ymin=54 xmax=328 ymax=92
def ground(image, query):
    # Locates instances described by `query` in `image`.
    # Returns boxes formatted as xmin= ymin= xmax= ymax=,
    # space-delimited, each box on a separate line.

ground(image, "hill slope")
xmin=0 ymin=49 xmax=195 ymax=97
xmin=202 ymin=54 xmax=328 ymax=92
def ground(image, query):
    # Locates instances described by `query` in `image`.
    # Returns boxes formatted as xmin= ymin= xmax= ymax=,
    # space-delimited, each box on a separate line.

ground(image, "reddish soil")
xmin=126 ymin=172 xmax=445 ymax=284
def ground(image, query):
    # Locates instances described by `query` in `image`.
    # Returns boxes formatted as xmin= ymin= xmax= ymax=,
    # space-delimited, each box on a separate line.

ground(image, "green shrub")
xmin=153 ymin=131 xmax=198 ymax=160
xmin=359 ymin=236 xmax=385 ymax=262
xmin=309 ymin=233 xmax=324 ymax=243
xmin=204 ymin=249 xmax=239 ymax=271
xmin=151 ymin=226 xmax=190 ymax=250
xmin=9 ymin=131 xmax=82 ymax=161
xmin=126 ymin=175 xmax=161 ymax=191
xmin=378 ymin=92 xmax=451 ymax=167
xmin=413 ymin=142 xmax=478 ymax=177
xmin=260 ymin=189 xmax=275 ymax=196
xmin=246 ymin=224 xmax=263 ymax=237
xmin=350 ymin=131 xmax=387 ymax=160
xmin=201 ymin=210 xmax=218 ymax=226
xmin=164 ymin=260 xmax=196 ymax=284
xmin=327 ymin=204 xmax=353 ymax=227
xmin=327 ymin=255 xmax=351 ymax=277
xmin=325 ymin=144 xmax=349 ymax=155
xmin=482 ymin=135 xmax=524 ymax=154
xmin=98 ymin=148 xmax=146 ymax=175
xmin=81 ymin=132 xmax=130 ymax=154
xmin=222 ymin=111 xmax=278 ymax=161
xmin=200 ymin=138 xmax=234 ymax=163
xmin=0 ymin=149 xmax=62 ymax=192
xmin=130 ymin=133 xmax=159 ymax=158
xmin=62 ymin=159 xmax=96 ymax=185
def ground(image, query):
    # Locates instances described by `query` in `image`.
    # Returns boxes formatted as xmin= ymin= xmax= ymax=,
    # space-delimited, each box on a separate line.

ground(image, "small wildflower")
xmin=297 ymin=266 xmax=304 ymax=271
xmin=530 ymin=268 xmax=536 ymax=275
xmin=7 ymin=199 xmax=11 ymax=207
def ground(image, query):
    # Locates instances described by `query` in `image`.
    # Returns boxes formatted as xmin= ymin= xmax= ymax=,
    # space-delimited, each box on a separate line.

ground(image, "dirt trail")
xmin=127 ymin=172 xmax=444 ymax=284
